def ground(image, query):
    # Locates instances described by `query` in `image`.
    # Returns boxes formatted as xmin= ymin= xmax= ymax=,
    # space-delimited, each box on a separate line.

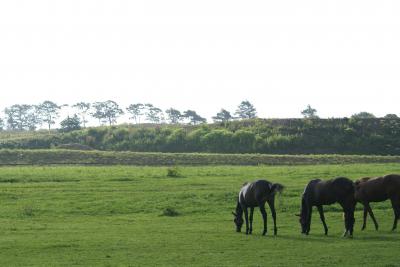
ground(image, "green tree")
xmin=59 ymin=115 xmax=81 ymax=132
xmin=166 ymin=128 xmax=186 ymax=151
xmin=144 ymin=104 xmax=164 ymax=123
xmin=36 ymin=101 xmax=61 ymax=131
xmin=183 ymin=110 xmax=207 ymax=125
xmin=165 ymin=108 xmax=182 ymax=124
xmin=235 ymin=100 xmax=257 ymax=119
xmin=72 ymin=102 xmax=91 ymax=127
xmin=91 ymin=100 xmax=124 ymax=126
xmin=201 ymin=129 xmax=233 ymax=152
xmin=351 ymin=112 xmax=376 ymax=119
xmin=4 ymin=104 xmax=39 ymax=130
xmin=233 ymin=130 xmax=256 ymax=153
xmin=126 ymin=103 xmax=145 ymax=124
xmin=212 ymin=109 xmax=233 ymax=123
xmin=301 ymin=104 xmax=318 ymax=119
xmin=0 ymin=117 xmax=4 ymax=130
xmin=384 ymin=114 xmax=399 ymax=119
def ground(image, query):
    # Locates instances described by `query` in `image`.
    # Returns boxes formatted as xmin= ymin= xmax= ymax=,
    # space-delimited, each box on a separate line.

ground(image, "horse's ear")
xmin=232 ymin=212 xmax=237 ymax=216
xmin=295 ymin=214 xmax=300 ymax=217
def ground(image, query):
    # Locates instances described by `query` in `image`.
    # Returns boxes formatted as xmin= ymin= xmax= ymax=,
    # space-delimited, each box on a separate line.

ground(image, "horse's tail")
xmin=271 ymin=183 xmax=285 ymax=195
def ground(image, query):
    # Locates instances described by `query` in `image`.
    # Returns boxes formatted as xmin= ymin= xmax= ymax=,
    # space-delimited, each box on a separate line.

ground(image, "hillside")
xmin=1 ymin=118 xmax=400 ymax=155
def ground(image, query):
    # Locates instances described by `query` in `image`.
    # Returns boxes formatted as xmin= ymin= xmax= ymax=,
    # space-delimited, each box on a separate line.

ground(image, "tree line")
xmin=0 ymin=100 xmax=398 ymax=134
xmin=0 ymin=100 xmax=258 ymax=132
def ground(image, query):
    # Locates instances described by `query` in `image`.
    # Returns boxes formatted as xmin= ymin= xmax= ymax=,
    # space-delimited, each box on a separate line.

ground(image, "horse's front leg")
xmin=243 ymin=207 xmax=249 ymax=235
xmin=361 ymin=204 xmax=368 ymax=230
xmin=249 ymin=207 xmax=254 ymax=234
xmin=306 ymin=206 xmax=312 ymax=235
xmin=267 ymin=199 xmax=277 ymax=235
xmin=365 ymin=203 xmax=379 ymax=231
xmin=317 ymin=205 xmax=328 ymax=235
xmin=259 ymin=203 xmax=267 ymax=236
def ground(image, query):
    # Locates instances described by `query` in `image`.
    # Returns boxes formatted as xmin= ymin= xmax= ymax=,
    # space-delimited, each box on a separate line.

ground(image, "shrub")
xmin=162 ymin=208 xmax=180 ymax=217
xmin=22 ymin=205 xmax=35 ymax=217
xmin=166 ymin=166 xmax=181 ymax=178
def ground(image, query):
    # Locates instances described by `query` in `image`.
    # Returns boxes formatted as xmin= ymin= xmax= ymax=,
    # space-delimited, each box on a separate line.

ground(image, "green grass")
xmin=0 ymin=164 xmax=399 ymax=266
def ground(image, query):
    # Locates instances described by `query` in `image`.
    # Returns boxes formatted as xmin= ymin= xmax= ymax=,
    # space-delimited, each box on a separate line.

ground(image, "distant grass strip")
xmin=1 ymin=149 xmax=400 ymax=166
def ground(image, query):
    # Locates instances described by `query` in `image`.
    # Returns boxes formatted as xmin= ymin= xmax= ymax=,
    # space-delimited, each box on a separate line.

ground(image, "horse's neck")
xmin=301 ymin=196 xmax=310 ymax=213
xmin=236 ymin=202 xmax=243 ymax=217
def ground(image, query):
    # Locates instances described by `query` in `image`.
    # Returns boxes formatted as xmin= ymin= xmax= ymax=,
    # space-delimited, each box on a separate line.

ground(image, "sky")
xmin=1 ymin=0 xmax=400 ymax=125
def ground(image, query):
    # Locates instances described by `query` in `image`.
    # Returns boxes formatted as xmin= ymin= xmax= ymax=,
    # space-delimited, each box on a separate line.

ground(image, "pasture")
xmin=0 ymin=164 xmax=399 ymax=266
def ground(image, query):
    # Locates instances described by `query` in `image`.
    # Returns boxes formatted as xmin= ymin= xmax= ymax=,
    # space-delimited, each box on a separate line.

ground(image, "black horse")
xmin=232 ymin=180 xmax=284 ymax=235
xmin=297 ymin=177 xmax=356 ymax=237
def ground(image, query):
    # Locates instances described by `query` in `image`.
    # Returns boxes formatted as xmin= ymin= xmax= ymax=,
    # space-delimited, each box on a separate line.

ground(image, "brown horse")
xmin=354 ymin=174 xmax=400 ymax=231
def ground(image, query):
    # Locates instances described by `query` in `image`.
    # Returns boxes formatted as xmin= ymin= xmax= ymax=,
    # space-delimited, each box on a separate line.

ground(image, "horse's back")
xmin=331 ymin=177 xmax=354 ymax=194
xmin=306 ymin=177 xmax=354 ymax=205
xmin=239 ymin=179 xmax=273 ymax=207
xmin=356 ymin=174 xmax=400 ymax=201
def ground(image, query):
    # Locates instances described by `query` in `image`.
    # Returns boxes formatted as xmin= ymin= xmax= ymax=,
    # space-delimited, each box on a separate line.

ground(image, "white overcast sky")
xmin=1 ymin=0 xmax=400 ymax=123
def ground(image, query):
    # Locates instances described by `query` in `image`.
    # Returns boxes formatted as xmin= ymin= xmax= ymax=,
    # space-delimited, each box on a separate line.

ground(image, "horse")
xmin=232 ymin=179 xmax=284 ymax=236
xmin=354 ymin=174 xmax=400 ymax=231
xmin=296 ymin=177 xmax=356 ymax=237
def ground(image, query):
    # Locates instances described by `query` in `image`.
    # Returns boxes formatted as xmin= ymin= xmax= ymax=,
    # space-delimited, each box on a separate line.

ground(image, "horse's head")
xmin=232 ymin=212 xmax=243 ymax=232
xmin=296 ymin=197 xmax=308 ymax=234
xmin=296 ymin=212 xmax=308 ymax=234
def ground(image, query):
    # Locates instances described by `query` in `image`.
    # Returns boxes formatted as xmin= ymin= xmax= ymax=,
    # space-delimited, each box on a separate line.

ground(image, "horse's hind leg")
xmin=259 ymin=203 xmax=267 ymax=236
xmin=340 ymin=202 xmax=355 ymax=237
xmin=249 ymin=207 xmax=254 ymax=234
xmin=348 ymin=207 xmax=355 ymax=237
xmin=390 ymin=197 xmax=400 ymax=231
xmin=317 ymin=205 xmax=328 ymax=235
xmin=267 ymin=198 xmax=277 ymax=235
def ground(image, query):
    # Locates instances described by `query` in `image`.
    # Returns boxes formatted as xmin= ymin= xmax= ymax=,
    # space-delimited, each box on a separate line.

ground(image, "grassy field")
xmin=2 ymin=149 xmax=400 ymax=166
xmin=0 ymin=164 xmax=399 ymax=266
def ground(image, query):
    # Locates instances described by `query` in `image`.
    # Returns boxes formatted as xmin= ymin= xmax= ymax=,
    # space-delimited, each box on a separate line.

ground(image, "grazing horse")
xmin=232 ymin=180 xmax=284 ymax=236
xmin=354 ymin=174 xmax=400 ymax=231
xmin=297 ymin=177 xmax=356 ymax=237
